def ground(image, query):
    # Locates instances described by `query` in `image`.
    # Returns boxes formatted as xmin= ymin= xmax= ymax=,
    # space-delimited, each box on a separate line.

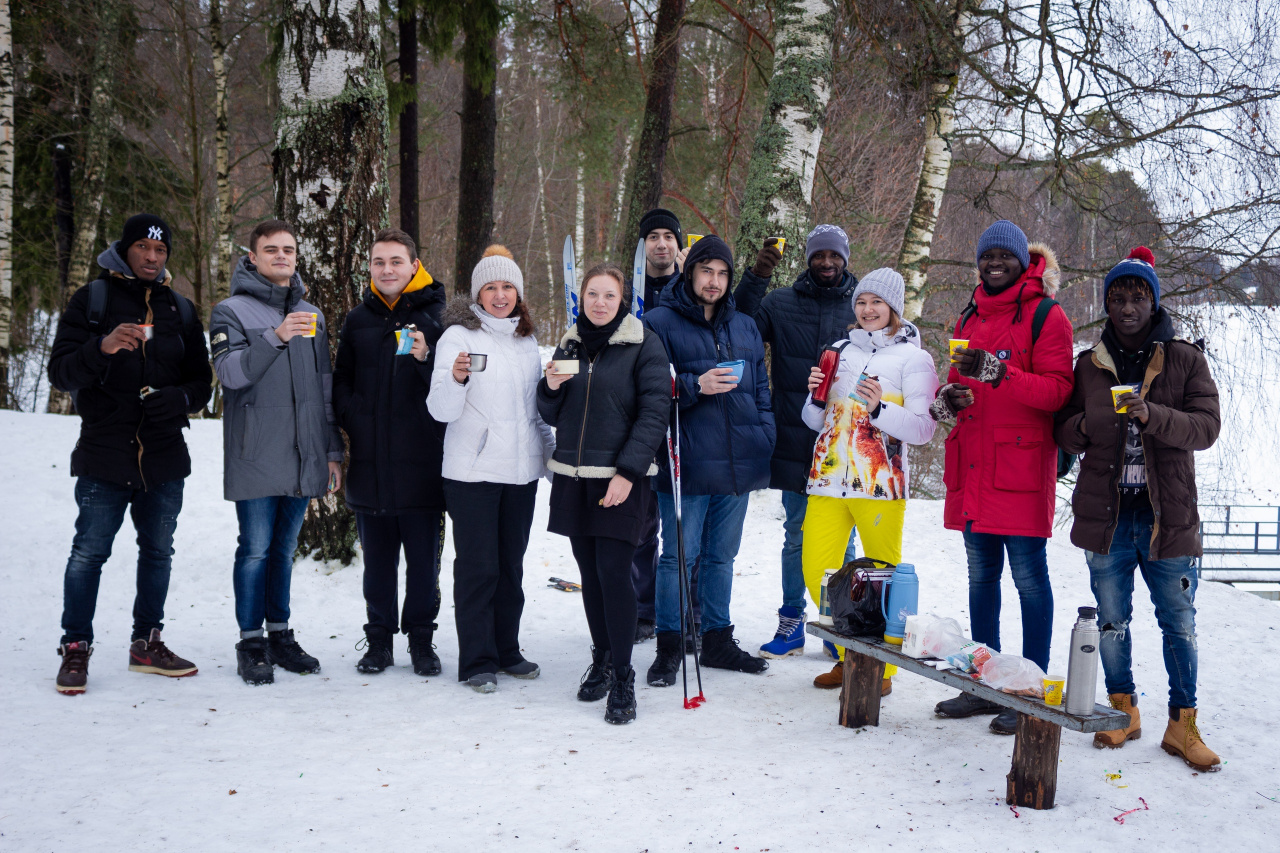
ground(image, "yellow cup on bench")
xmin=1043 ymin=674 xmax=1066 ymax=706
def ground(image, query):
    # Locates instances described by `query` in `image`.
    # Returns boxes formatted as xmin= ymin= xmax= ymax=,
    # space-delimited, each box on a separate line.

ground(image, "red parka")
xmin=942 ymin=244 xmax=1075 ymax=538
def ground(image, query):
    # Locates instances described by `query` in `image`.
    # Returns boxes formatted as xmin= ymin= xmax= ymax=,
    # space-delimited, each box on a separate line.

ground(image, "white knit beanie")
xmin=470 ymin=245 xmax=524 ymax=300
xmin=852 ymin=268 xmax=906 ymax=317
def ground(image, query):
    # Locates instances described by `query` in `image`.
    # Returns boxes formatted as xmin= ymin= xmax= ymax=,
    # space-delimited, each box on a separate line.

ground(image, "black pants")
xmin=571 ymin=535 xmax=639 ymax=671
xmin=443 ymin=479 xmax=538 ymax=680
xmin=630 ymin=499 xmax=659 ymax=621
xmin=355 ymin=511 xmax=444 ymax=635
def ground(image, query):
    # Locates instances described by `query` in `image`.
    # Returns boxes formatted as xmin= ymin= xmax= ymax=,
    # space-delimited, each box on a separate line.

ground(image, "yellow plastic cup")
xmin=303 ymin=313 xmax=318 ymax=338
xmin=948 ymin=339 xmax=969 ymax=363
xmin=769 ymin=237 xmax=787 ymax=255
xmin=1112 ymin=384 xmax=1138 ymax=413
xmin=1043 ymin=675 xmax=1066 ymax=706
xmin=686 ymin=234 xmax=704 ymax=249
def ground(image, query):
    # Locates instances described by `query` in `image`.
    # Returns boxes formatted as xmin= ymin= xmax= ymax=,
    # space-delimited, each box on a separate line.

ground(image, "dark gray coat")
xmin=210 ymin=258 xmax=343 ymax=501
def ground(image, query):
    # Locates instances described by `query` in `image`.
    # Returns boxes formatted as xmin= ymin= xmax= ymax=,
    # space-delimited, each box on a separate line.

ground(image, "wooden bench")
xmin=807 ymin=622 xmax=1132 ymax=810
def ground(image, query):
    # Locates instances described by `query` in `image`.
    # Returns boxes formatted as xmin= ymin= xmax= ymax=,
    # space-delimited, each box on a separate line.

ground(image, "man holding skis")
xmin=734 ymin=224 xmax=860 ymax=664
xmin=641 ymin=235 xmax=775 ymax=685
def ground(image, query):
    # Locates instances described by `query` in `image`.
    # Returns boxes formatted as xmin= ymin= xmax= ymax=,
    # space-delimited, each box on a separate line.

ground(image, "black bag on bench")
xmin=829 ymin=558 xmax=896 ymax=637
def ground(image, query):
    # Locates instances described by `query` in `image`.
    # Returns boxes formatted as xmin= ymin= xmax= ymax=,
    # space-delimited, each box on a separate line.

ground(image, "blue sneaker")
xmin=759 ymin=606 xmax=806 ymax=658
xmin=823 ymin=640 xmax=839 ymax=661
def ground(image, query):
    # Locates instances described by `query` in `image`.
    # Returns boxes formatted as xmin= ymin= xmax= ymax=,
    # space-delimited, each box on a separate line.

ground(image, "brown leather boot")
xmin=1161 ymin=708 xmax=1221 ymax=772
xmin=1093 ymin=693 xmax=1141 ymax=748
xmin=881 ymin=678 xmax=892 ymax=697
xmin=813 ymin=662 xmax=842 ymax=689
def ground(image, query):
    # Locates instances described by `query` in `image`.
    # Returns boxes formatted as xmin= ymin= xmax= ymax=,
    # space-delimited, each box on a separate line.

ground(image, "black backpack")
xmin=955 ymin=296 xmax=1077 ymax=479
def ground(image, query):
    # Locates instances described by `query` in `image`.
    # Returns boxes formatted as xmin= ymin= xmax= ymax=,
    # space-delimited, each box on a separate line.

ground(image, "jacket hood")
xmin=970 ymin=242 xmax=1060 ymax=321
xmin=972 ymin=242 xmax=1061 ymax=298
xmin=371 ymin=262 xmax=434 ymax=311
xmin=793 ymin=267 xmax=857 ymax=299
xmin=558 ymin=312 xmax=646 ymax=348
xmin=846 ymin=318 xmax=923 ymax=351
xmin=231 ymin=256 xmax=304 ymax=311
xmin=1095 ymin=306 xmax=1177 ymax=378
xmin=97 ymin=241 xmax=171 ymax=286
xmin=362 ymin=272 xmax=444 ymax=317
xmin=660 ymin=272 xmax=737 ymax=327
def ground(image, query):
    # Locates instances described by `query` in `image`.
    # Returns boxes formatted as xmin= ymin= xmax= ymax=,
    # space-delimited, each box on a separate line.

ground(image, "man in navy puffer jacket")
xmin=641 ymin=235 xmax=775 ymax=685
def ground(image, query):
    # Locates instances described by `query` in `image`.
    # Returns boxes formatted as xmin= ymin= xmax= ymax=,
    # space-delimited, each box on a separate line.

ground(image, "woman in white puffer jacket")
xmin=428 ymin=245 xmax=555 ymax=693
xmin=800 ymin=268 xmax=938 ymax=692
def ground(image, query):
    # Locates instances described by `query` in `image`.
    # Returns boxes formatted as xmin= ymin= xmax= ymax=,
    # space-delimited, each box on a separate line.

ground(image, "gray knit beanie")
xmin=852 ymin=268 xmax=905 ymax=317
xmin=805 ymin=224 xmax=850 ymax=264
xmin=470 ymin=245 xmax=524 ymax=300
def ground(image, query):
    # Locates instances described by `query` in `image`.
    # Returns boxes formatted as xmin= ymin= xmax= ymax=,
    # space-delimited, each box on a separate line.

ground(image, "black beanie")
xmin=638 ymin=208 xmax=683 ymax=244
xmin=120 ymin=213 xmax=173 ymax=254
xmin=683 ymin=234 xmax=734 ymax=273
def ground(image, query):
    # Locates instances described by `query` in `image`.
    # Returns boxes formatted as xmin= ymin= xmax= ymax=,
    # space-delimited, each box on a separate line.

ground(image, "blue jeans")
xmin=963 ymin=528 xmax=1053 ymax=670
xmin=1086 ymin=507 xmax=1198 ymax=709
xmin=232 ymin=496 xmax=310 ymax=636
xmin=61 ymin=476 xmax=185 ymax=644
xmin=656 ymin=492 xmax=750 ymax=634
xmin=781 ymin=490 xmax=856 ymax=611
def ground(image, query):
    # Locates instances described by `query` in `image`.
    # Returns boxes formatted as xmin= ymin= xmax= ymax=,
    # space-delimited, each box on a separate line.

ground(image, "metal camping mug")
xmin=467 ymin=353 xmax=488 ymax=372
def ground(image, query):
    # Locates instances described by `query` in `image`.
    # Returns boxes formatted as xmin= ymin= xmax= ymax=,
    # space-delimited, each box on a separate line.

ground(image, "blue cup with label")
xmin=717 ymin=359 xmax=745 ymax=383
xmin=395 ymin=325 xmax=416 ymax=356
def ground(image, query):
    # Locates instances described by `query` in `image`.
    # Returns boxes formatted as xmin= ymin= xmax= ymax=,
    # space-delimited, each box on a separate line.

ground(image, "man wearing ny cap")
xmin=48 ymin=213 xmax=213 ymax=695
xmin=734 ymin=224 xmax=860 ymax=660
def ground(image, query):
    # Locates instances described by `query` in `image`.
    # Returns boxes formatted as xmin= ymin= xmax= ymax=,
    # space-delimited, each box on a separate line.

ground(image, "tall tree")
xmin=398 ymin=0 xmax=419 ymax=245
xmin=422 ymin=0 xmax=503 ymax=295
xmin=0 ymin=0 xmax=13 ymax=408
xmin=613 ymin=0 xmax=685 ymax=262
xmin=275 ymin=0 xmax=390 ymax=564
xmin=733 ymin=0 xmax=838 ymax=285
xmin=209 ymin=0 xmax=233 ymax=306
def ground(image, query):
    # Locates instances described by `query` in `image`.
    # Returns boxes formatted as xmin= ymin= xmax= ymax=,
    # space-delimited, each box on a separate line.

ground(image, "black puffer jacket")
xmin=333 ymin=274 xmax=448 ymax=514
xmin=48 ymin=254 xmax=212 ymax=490
xmin=733 ymin=266 xmax=858 ymax=492
xmin=536 ymin=313 xmax=670 ymax=482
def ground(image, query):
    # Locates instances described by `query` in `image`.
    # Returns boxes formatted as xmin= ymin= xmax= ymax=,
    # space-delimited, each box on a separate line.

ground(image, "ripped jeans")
xmin=1086 ymin=506 xmax=1198 ymax=709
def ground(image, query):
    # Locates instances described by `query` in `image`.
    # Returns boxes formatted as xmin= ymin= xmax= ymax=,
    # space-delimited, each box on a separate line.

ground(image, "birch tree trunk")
xmin=210 ymin=0 xmax=233 ymax=306
xmin=50 ymin=0 xmax=122 ymax=414
xmin=612 ymin=0 xmax=685 ymax=262
xmin=0 ymin=0 xmax=13 ymax=408
xmin=897 ymin=0 xmax=975 ymax=321
xmin=733 ymin=0 xmax=837 ymax=286
xmin=275 ymin=0 xmax=389 ymax=565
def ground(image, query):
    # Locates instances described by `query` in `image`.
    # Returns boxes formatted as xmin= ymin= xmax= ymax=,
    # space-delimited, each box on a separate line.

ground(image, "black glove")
xmin=952 ymin=347 xmax=1007 ymax=386
xmin=751 ymin=240 xmax=784 ymax=279
xmin=929 ymin=383 xmax=974 ymax=422
xmin=141 ymin=386 xmax=188 ymax=421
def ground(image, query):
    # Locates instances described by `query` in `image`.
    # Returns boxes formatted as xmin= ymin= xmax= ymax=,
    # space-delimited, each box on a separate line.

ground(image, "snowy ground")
xmin=2 ymin=410 xmax=1279 ymax=851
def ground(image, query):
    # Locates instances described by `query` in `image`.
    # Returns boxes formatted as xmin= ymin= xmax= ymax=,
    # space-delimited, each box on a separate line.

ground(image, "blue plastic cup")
xmin=717 ymin=359 xmax=745 ymax=382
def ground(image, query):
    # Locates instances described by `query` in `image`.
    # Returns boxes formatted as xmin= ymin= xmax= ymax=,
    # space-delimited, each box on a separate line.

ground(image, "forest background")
xmin=2 ymin=0 xmax=1278 ymax=560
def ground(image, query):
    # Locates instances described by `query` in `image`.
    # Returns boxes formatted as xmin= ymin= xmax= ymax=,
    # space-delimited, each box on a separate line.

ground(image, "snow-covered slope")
xmin=1 ymin=411 xmax=1277 ymax=851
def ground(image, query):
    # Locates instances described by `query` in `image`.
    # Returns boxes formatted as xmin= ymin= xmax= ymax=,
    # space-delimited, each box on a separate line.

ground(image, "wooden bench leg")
xmin=838 ymin=650 xmax=884 ymax=728
xmin=1005 ymin=712 xmax=1061 ymax=810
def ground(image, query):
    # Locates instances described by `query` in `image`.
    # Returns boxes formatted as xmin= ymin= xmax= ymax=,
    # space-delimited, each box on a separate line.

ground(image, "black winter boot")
xmin=236 ymin=637 xmax=274 ymax=685
xmin=407 ymin=628 xmax=442 ymax=676
xmin=578 ymin=647 xmax=613 ymax=702
xmin=646 ymin=631 xmax=682 ymax=687
xmin=700 ymin=625 xmax=768 ymax=674
xmin=633 ymin=618 xmax=656 ymax=644
xmin=356 ymin=627 xmax=394 ymax=673
xmin=684 ymin=622 xmax=702 ymax=654
xmin=267 ymin=629 xmax=321 ymax=674
xmin=934 ymin=691 xmax=1002 ymax=718
xmin=605 ymin=666 xmax=637 ymax=725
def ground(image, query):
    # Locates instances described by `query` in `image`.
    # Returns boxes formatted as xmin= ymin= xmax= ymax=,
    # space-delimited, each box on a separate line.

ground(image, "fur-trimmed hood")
xmin=974 ymin=241 xmax=1060 ymax=296
xmin=557 ymin=312 xmax=645 ymax=349
xmin=442 ymin=298 xmax=485 ymax=331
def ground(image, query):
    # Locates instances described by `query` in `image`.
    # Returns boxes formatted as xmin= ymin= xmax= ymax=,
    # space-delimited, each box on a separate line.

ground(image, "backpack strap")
xmin=1030 ymin=297 xmax=1060 ymax=344
xmin=172 ymin=291 xmax=196 ymax=334
xmin=85 ymin=278 xmax=110 ymax=331
xmin=954 ymin=298 xmax=977 ymax=337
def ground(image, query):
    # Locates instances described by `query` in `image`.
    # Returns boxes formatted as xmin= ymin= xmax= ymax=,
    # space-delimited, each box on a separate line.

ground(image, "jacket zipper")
xmin=575 ymin=351 xmax=599 ymax=475
xmin=714 ymin=331 xmax=740 ymax=495
xmin=136 ymin=288 xmax=154 ymax=491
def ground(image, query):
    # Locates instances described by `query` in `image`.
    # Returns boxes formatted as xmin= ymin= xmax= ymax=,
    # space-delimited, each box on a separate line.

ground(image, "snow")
xmin=2 ymin=409 xmax=1279 ymax=851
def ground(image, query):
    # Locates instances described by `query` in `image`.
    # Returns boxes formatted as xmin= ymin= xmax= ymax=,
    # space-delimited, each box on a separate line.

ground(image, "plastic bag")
xmin=979 ymin=653 xmax=1047 ymax=697
xmin=829 ymin=558 xmax=895 ymax=637
xmin=945 ymin=641 xmax=994 ymax=673
xmin=917 ymin=615 xmax=966 ymax=659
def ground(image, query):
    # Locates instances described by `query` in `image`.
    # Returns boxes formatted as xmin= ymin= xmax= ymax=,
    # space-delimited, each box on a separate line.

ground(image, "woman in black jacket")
xmin=332 ymin=228 xmax=448 ymax=678
xmin=537 ymin=263 xmax=670 ymax=724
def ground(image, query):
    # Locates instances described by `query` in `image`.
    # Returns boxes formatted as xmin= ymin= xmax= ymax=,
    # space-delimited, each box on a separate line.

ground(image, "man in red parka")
xmin=928 ymin=220 xmax=1074 ymax=735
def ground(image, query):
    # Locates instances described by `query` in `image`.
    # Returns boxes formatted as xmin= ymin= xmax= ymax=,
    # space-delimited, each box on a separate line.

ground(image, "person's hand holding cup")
xmin=807 ymin=365 xmax=825 ymax=393
xmin=275 ymin=312 xmax=316 ymax=343
xmin=698 ymin=366 xmax=739 ymax=396
xmin=100 ymin=323 xmax=147 ymax=355
xmin=451 ymin=351 xmax=472 ymax=384
xmin=544 ymin=359 xmax=576 ymax=391
xmin=409 ymin=329 xmax=429 ymax=362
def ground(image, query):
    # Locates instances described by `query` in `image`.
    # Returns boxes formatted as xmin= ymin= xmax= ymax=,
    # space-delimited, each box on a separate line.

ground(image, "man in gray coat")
xmin=210 ymin=219 xmax=344 ymax=685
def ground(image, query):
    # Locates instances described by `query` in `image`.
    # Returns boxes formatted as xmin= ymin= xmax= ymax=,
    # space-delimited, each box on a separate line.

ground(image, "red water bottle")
xmin=812 ymin=346 xmax=841 ymax=406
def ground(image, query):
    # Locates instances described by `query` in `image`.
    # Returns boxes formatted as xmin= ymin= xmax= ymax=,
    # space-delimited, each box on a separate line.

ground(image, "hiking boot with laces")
xmin=1094 ymin=693 xmax=1141 ymax=749
xmin=56 ymin=642 xmax=92 ymax=695
xmin=759 ymin=606 xmax=806 ymax=658
xmin=935 ymin=690 xmax=1002 ymax=718
xmin=1161 ymin=707 xmax=1221 ymax=772
xmin=267 ymin=628 xmax=320 ymax=674
xmin=700 ymin=625 xmax=768 ymax=674
xmin=578 ymin=647 xmax=613 ymax=702
xmin=356 ymin=627 xmax=394 ymax=673
xmin=604 ymin=665 xmax=637 ymax=725
xmin=128 ymin=629 xmax=198 ymax=677
xmin=408 ymin=628 xmax=442 ymax=676
xmin=236 ymin=636 xmax=274 ymax=685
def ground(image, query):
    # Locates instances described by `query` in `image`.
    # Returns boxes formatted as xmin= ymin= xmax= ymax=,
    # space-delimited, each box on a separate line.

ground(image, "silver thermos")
xmin=1065 ymin=606 xmax=1101 ymax=715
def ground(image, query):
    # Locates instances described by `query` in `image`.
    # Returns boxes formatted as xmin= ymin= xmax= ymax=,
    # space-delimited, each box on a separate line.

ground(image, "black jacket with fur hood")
xmin=536 ymin=313 xmax=670 ymax=483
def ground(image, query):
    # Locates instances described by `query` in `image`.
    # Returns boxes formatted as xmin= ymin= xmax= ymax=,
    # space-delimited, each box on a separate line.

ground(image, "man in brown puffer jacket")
xmin=1054 ymin=247 xmax=1221 ymax=772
